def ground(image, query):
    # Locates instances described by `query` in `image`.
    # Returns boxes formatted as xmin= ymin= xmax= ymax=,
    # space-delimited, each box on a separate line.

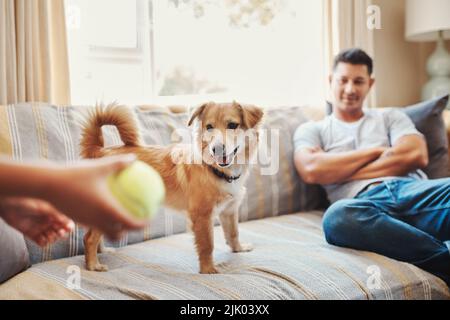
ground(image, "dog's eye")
xmin=206 ymin=124 xmax=214 ymax=131
xmin=227 ymin=122 xmax=239 ymax=130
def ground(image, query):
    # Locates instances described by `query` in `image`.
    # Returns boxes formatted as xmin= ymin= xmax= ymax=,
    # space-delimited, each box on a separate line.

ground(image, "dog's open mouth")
xmin=215 ymin=146 xmax=239 ymax=167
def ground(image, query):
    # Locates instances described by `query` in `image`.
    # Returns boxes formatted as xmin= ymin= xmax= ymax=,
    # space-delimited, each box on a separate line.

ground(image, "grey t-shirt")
xmin=293 ymin=108 xmax=427 ymax=203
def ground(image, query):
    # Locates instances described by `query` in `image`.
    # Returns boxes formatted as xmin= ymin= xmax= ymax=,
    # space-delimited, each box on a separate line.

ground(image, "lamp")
xmin=405 ymin=0 xmax=450 ymax=106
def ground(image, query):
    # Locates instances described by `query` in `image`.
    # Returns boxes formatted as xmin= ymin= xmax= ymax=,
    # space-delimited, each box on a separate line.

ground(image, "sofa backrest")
xmin=0 ymin=102 xmax=325 ymax=264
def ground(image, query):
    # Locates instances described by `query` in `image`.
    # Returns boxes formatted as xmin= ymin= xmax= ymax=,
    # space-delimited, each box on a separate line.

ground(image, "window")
xmin=65 ymin=0 xmax=325 ymax=107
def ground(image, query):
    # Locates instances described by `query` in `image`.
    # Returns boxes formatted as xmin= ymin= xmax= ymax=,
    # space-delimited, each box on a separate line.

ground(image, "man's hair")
xmin=333 ymin=48 xmax=373 ymax=75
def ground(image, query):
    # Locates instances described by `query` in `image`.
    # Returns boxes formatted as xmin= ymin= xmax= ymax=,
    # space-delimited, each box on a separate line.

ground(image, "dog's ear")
xmin=188 ymin=103 xmax=207 ymax=126
xmin=235 ymin=101 xmax=264 ymax=129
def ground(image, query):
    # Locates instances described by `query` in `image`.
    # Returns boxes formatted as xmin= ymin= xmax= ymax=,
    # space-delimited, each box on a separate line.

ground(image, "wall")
xmin=372 ymin=0 xmax=450 ymax=107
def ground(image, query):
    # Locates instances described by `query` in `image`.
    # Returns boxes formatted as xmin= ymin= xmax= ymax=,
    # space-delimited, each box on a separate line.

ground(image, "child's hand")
xmin=0 ymin=197 xmax=74 ymax=246
xmin=46 ymin=154 xmax=148 ymax=239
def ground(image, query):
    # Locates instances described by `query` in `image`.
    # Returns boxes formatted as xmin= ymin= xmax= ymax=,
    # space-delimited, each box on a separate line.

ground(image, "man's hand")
xmin=348 ymin=135 xmax=428 ymax=181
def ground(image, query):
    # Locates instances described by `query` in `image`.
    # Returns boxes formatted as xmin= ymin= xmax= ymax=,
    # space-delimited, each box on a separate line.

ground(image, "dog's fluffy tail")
xmin=80 ymin=103 xmax=141 ymax=158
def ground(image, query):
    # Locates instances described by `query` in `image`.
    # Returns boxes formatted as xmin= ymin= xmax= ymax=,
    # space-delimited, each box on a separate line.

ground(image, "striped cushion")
xmin=0 ymin=102 xmax=325 ymax=264
xmin=0 ymin=212 xmax=448 ymax=300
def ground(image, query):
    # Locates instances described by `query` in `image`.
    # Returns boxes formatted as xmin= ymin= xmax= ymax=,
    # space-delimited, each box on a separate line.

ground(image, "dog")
xmin=80 ymin=101 xmax=264 ymax=274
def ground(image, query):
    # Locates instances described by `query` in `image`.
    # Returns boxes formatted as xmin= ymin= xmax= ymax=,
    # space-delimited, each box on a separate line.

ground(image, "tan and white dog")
xmin=80 ymin=101 xmax=263 ymax=274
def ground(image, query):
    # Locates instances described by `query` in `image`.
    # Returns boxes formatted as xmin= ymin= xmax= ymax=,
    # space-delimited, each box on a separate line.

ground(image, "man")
xmin=293 ymin=48 xmax=450 ymax=286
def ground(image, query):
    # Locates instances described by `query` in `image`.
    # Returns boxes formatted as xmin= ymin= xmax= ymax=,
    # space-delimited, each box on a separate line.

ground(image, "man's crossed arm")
xmin=294 ymin=135 xmax=428 ymax=185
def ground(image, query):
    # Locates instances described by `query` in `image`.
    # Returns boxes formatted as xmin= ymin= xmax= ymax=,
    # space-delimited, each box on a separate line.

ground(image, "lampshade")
xmin=405 ymin=0 xmax=450 ymax=41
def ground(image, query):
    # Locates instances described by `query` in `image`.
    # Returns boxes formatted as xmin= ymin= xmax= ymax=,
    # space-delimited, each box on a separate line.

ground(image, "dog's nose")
xmin=212 ymin=144 xmax=226 ymax=156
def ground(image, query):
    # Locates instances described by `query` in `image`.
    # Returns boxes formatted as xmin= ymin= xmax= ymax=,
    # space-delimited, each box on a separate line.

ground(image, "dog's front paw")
xmin=232 ymin=242 xmax=253 ymax=253
xmin=200 ymin=265 xmax=219 ymax=274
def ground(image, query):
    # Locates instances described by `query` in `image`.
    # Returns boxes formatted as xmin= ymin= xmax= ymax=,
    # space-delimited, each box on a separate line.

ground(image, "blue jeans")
xmin=323 ymin=178 xmax=450 ymax=286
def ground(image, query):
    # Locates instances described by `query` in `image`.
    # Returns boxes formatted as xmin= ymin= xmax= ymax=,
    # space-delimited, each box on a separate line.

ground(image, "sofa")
xmin=0 ymin=99 xmax=449 ymax=300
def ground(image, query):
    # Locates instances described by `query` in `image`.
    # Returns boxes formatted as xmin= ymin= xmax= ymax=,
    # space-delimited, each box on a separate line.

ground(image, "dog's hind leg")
xmin=84 ymin=229 xmax=109 ymax=272
xmin=97 ymin=239 xmax=115 ymax=254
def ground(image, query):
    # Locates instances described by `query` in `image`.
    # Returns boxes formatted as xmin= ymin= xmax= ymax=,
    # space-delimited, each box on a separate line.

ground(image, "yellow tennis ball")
xmin=108 ymin=160 xmax=165 ymax=219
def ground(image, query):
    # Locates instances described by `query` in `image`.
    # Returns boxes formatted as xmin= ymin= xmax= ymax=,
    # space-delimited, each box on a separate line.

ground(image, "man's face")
xmin=329 ymin=62 xmax=374 ymax=115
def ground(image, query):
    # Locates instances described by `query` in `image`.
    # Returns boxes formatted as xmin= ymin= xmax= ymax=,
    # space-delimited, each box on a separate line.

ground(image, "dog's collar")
xmin=209 ymin=165 xmax=241 ymax=183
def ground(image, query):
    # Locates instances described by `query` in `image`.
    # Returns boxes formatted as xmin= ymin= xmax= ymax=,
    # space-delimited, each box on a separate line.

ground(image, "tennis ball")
xmin=108 ymin=160 xmax=165 ymax=219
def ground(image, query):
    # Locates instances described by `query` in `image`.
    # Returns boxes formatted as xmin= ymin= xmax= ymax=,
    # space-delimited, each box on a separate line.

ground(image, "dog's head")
xmin=188 ymin=101 xmax=264 ymax=168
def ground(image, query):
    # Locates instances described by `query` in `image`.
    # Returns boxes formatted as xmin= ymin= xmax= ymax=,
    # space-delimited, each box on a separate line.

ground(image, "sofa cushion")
xmin=401 ymin=95 xmax=449 ymax=178
xmin=0 ymin=218 xmax=30 ymax=283
xmin=326 ymin=95 xmax=449 ymax=179
xmin=0 ymin=211 xmax=448 ymax=300
xmin=0 ymin=102 xmax=323 ymax=264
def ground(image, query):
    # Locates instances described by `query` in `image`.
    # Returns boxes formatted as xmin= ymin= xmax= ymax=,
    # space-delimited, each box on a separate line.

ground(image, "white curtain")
xmin=0 ymin=0 xmax=71 ymax=105
xmin=323 ymin=0 xmax=377 ymax=107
